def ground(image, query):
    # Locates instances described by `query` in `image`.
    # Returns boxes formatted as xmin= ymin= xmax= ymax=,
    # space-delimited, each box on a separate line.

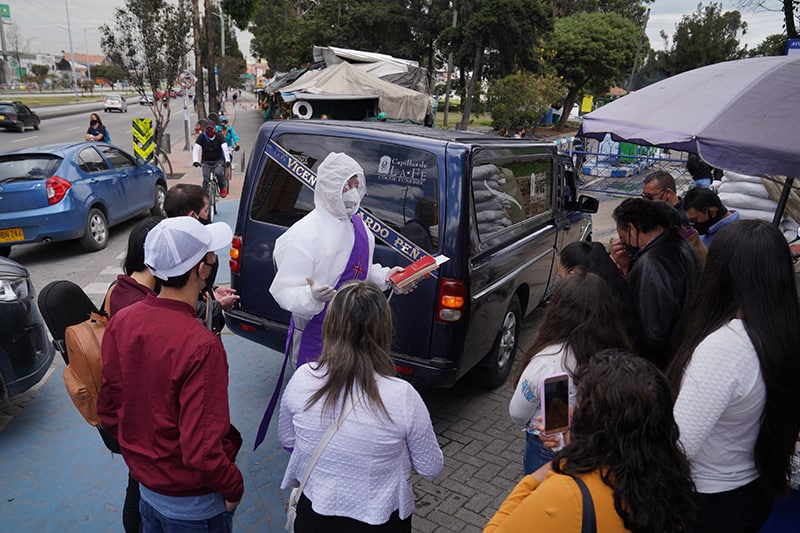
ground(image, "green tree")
xmin=548 ymin=0 xmax=652 ymax=18
xmin=91 ymin=64 xmax=128 ymax=89
xmin=548 ymin=11 xmax=639 ymax=131
xmin=660 ymin=3 xmax=747 ymax=76
xmin=101 ymin=0 xmax=192 ymax=161
xmin=747 ymin=33 xmax=788 ymax=56
xmin=221 ymin=0 xmax=258 ymax=30
xmin=30 ymin=64 xmax=50 ymax=91
xmin=487 ymin=71 xmax=563 ymax=132
xmin=452 ymin=0 xmax=552 ymax=130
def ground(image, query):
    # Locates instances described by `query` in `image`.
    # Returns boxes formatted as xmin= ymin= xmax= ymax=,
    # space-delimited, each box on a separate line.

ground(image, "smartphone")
xmin=540 ymin=373 xmax=570 ymax=436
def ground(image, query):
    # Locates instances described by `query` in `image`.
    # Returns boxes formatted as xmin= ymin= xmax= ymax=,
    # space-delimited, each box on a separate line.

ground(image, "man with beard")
xmin=683 ymin=187 xmax=740 ymax=247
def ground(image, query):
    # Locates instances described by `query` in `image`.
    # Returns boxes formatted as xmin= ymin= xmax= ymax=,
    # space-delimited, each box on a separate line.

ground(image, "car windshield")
xmin=0 ymin=155 xmax=62 ymax=183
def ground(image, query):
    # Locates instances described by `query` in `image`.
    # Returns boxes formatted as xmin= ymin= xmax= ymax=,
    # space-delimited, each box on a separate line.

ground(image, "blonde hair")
xmin=306 ymin=281 xmax=396 ymax=420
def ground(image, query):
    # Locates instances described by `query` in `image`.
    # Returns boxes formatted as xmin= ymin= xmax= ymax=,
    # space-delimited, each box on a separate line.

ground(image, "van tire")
xmin=479 ymin=295 xmax=521 ymax=388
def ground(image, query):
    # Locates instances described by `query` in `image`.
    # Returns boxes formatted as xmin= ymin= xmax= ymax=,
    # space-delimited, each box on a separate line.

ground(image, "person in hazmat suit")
xmin=269 ymin=152 xmax=412 ymax=369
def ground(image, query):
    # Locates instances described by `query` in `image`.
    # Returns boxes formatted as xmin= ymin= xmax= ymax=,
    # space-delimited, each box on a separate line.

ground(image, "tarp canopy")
xmin=280 ymin=61 xmax=429 ymax=123
xmin=313 ymin=45 xmax=430 ymax=93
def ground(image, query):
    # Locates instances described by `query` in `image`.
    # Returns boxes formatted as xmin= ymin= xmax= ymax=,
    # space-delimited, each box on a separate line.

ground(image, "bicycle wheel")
xmin=207 ymin=181 xmax=217 ymax=222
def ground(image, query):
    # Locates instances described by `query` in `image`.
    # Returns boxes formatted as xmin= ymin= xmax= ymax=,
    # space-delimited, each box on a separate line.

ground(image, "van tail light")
xmin=46 ymin=176 xmax=71 ymax=205
xmin=436 ymin=278 xmax=466 ymax=323
xmin=229 ymin=234 xmax=242 ymax=273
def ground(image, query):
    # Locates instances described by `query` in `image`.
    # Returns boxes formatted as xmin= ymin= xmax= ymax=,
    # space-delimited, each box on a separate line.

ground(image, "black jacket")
xmin=626 ymin=227 xmax=700 ymax=369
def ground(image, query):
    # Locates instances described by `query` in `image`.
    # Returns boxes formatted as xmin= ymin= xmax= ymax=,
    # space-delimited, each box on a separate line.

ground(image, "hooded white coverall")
xmin=269 ymin=153 xmax=391 ymax=323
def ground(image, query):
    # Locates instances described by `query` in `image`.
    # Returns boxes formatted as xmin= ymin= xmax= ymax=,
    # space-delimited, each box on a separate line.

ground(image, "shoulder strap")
xmin=570 ymin=474 xmax=597 ymax=533
xmin=295 ymin=393 xmax=361 ymax=495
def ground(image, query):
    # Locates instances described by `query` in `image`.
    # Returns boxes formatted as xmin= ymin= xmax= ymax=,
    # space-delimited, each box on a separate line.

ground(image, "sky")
xmin=2 ymin=0 xmax=790 ymax=62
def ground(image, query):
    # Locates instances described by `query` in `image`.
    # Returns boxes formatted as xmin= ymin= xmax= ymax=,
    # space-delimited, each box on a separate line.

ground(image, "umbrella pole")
xmin=772 ymin=176 xmax=795 ymax=226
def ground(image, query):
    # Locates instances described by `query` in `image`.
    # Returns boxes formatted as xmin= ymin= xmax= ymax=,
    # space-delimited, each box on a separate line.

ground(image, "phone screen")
xmin=542 ymin=374 xmax=569 ymax=435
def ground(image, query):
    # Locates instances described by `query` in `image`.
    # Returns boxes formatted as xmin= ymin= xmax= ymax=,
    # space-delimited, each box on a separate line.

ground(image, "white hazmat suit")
xmin=269 ymin=152 xmax=392 ymax=323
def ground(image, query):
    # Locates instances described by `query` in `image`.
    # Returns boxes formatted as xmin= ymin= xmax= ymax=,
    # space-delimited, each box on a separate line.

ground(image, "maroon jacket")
xmin=108 ymin=274 xmax=156 ymax=317
xmin=97 ymin=294 xmax=243 ymax=502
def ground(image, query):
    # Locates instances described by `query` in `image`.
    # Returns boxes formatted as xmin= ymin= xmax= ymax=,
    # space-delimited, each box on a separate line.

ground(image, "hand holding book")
xmin=389 ymin=255 xmax=449 ymax=292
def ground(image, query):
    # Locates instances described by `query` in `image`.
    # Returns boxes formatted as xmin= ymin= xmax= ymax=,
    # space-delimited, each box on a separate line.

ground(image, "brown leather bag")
xmin=62 ymin=285 xmax=114 ymax=427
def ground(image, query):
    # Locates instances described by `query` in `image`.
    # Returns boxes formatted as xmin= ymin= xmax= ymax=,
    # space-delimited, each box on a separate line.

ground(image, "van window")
xmin=471 ymin=152 xmax=553 ymax=240
xmin=250 ymin=134 xmax=440 ymax=252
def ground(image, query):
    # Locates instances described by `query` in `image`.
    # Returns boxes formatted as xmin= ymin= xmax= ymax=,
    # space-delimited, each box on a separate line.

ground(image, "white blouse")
xmin=508 ymin=342 xmax=577 ymax=433
xmin=278 ymin=364 xmax=443 ymax=524
xmin=674 ymin=319 xmax=765 ymax=494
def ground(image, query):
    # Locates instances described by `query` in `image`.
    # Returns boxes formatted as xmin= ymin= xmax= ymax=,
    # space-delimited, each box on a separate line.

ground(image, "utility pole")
xmin=443 ymin=5 xmax=457 ymax=128
xmin=627 ymin=8 xmax=650 ymax=92
xmin=64 ymin=0 xmax=79 ymax=101
xmin=0 ymin=8 xmax=9 ymax=84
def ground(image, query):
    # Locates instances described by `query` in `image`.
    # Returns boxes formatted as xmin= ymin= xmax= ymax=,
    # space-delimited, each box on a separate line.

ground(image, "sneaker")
xmin=220 ymin=187 xmax=228 ymax=198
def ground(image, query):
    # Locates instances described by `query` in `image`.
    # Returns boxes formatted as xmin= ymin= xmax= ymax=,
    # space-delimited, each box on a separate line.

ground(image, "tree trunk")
xmin=459 ymin=42 xmax=483 ymax=131
xmin=785 ymin=0 xmax=798 ymax=39
xmin=192 ymin=0 xmax=206 ymax=119
xmin=555 ymin=87 xmax=581 ymax=132
xmin=204 ymin=0 xmax=218 ymax=114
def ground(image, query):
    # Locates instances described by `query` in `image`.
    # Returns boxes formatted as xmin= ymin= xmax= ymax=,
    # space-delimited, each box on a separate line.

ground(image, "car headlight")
xmin=0 ymin=276 xmax=29 ymax=302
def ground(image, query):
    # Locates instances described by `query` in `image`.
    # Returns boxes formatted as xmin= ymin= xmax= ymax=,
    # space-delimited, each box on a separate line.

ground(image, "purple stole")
xmin=290 ymin=214 xmax=369 ymax=367
xmin=253 ymin=214 xmax=369 ymax=450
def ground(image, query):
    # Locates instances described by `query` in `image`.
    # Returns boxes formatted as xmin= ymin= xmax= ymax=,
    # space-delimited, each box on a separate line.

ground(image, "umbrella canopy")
xmin=579 ymin=55 xmax=800 ymax=178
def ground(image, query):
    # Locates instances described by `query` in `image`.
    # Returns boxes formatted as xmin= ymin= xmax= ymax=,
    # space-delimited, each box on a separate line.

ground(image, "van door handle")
xmin=563 ymin=223 xmax=572 ymax=231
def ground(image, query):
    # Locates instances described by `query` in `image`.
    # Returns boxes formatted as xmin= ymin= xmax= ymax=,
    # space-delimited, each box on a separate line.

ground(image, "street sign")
xmin=0 ymin=5 xmax=10 ymax=19
xmin=132 ymin=118 xmax=155 ymax=162
xmin=179 ymin=70 xmax=196 ymax=89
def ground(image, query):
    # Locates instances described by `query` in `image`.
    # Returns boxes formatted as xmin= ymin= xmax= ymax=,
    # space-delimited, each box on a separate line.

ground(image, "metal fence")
xmin=555 ymin=136 xmax=697 ymax=197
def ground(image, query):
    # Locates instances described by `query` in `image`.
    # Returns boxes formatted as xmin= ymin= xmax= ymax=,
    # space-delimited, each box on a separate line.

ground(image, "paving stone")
xmin=427 ymin=509 xmax=466 ymax=531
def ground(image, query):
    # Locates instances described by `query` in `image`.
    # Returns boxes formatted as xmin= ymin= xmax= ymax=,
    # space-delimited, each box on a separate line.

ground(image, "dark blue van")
xmin=225 ymin=121 xmax=596 ymax=388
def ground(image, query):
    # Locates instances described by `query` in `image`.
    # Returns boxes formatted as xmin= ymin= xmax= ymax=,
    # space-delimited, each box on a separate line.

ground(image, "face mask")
xmin=693 ymin=208 xmax=726 ymax=235
xmin=342 ymin=188 xmax=361 ymax=216
xmin=626 ymin=229 xmax=640 ymax=259
xmin=90 ymin=121 xmax=98 ymax=126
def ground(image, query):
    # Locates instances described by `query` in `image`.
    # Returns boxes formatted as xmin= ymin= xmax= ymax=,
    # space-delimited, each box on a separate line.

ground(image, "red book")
xmin=390 ymin=255 xmax=439 ymax=289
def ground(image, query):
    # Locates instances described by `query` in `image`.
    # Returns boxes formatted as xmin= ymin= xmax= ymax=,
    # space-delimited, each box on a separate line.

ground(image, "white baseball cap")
xmin=144 ymin=216 xmax=233 ymax=281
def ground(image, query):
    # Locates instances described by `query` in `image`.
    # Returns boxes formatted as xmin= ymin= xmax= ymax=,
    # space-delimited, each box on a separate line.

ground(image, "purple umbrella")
xmin=579 ymin=55 xmax=800 ymax=223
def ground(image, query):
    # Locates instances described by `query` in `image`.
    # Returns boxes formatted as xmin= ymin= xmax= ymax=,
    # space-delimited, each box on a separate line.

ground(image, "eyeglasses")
xmin=641 ymin=188 xmax=667 ymax=201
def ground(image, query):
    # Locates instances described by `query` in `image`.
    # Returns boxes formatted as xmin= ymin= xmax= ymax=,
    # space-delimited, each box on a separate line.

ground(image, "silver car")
xmin=104 ymin=94 xmax=128 ymax=113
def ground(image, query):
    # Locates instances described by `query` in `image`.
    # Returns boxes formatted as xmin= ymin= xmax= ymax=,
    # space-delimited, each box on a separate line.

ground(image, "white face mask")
xmin=342 ymin=188 xmax=361 ymax=216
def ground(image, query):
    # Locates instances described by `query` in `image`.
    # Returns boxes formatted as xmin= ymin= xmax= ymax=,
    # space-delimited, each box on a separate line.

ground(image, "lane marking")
xmin=11 ymin=135 xmax=38 ymax=143
xmin=84 ymin=281 xmax=112 ymax=295
xmin=100 ymin=266 xmax=122 ymax=276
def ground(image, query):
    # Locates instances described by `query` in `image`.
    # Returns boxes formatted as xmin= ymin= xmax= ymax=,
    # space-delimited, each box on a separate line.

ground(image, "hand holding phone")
xmin=540 ymin=373 xmax=570 ymax=436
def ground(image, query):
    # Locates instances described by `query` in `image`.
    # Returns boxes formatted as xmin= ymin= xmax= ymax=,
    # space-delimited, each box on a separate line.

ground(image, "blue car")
xmin=0 ymin=142 xmax=167 ymax=256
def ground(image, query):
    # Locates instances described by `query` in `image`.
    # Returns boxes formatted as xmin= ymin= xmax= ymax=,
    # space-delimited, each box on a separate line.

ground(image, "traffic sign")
xmin=179 ymin=70 xmax=196 ymax=89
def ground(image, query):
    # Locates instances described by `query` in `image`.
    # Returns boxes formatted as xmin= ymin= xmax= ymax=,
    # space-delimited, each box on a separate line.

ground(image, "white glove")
xmin=306 ymin=276 xmax=336 ymax=302
xmin=386 ymin=266 xmax=417 ymax=295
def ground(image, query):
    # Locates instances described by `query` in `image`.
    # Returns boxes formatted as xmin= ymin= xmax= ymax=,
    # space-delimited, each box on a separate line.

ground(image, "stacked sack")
xmin=717 ymin=171 xmax=799 ymax=242
xmin=472 ymin=164 xmax=523 ymax=236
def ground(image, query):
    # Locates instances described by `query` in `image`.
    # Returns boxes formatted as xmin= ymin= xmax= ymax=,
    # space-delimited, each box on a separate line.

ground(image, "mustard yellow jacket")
xmin=484 ymin=470 xmax=629 ymax=533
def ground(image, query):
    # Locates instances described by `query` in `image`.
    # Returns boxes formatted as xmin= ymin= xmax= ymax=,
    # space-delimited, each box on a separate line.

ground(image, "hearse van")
xmin=225 ymin=121 xmax=597 ymax=388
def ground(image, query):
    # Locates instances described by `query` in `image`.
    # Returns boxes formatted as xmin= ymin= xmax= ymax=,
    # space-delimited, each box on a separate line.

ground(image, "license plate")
xmin=0 ymin=227 xmax=24 ymax=243
xmin=0 ymin=115 xmax=4 ymax=120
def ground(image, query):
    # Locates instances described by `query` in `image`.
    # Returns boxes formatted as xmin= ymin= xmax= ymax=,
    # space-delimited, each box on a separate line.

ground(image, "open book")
xmin=390 ymin=255 xmax=449 ymax=290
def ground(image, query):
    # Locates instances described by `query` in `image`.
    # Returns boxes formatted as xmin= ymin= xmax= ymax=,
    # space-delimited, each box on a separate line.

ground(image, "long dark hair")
xmin=123 ymin=216 xmax=163 ymax=275
xmin=554 ymin=350 xmax=696 ymax=532
xmin=515 ymin=272 xmax=632 ymax=385
xmin=307 ymin=281 xmax=397 ymax=419
xmin=667 ymin=219 xmax=800 ymax=496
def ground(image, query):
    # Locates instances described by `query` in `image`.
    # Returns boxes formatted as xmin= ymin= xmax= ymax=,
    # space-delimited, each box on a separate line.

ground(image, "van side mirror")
xmin=577 ymin=194 xmax=598 ymax=213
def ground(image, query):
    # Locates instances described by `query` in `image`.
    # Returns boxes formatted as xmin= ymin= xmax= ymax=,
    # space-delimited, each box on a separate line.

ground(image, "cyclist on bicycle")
xmin=217 ymin=115 xmax=240 ymax=154
xmin=192 ymin=119 xmax=231 ymax=198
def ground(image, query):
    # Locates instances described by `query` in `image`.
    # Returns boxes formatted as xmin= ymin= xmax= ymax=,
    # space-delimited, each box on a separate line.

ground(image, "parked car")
xmin=103 ymin=94 xmax=127 ymax=113
xmin=0 ymin=255 xmax=54 ymax=402
xmin=0 ymin=101 xmax=40 ymax=132
xmin=139 ymin=94 xmax=154 ymax=106
xmin=224 ymin=121 xmax=597 ymax=388
xmin=0 ymin=142 xmax=167 ymax=257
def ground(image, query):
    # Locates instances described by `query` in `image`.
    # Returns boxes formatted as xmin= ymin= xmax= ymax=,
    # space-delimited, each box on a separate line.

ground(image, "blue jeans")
xmin=139 ymin=499 xmax=234 ymax=533
xmin=524 ymin=432 xmax=554 ymax=475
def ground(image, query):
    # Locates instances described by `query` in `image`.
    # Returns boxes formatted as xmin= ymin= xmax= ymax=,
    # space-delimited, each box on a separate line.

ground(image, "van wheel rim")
xmin=497 ymin=311 xmax=516 ymax=368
